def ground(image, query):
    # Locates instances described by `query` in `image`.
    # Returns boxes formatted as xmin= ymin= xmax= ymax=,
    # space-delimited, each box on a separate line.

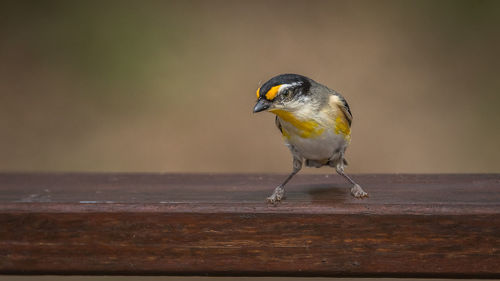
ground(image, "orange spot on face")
xmin=265 ymin=85 xmax=281 ymax=100
xmin=256 ymin=87 xmax=260 ymax=99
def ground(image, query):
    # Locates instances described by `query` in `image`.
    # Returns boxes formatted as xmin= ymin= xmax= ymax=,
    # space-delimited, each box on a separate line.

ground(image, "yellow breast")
xmin=271 ymin=108 xmax=351 ymax=141
xmin=270 ymin=109 xmax=325 ymax=139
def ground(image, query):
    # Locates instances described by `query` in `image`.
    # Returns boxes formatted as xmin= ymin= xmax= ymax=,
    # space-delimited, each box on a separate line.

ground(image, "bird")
xmin=253 ymin=73 xmax=368 ymax=203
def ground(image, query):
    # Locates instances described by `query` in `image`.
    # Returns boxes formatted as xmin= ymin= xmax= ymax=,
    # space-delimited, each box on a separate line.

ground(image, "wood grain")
xmin=0 ymin=173 xmax=499 ymax=277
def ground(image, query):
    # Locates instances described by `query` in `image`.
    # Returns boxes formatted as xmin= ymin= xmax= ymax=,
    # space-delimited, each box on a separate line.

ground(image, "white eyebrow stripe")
xmin=278 ymin=82 xmax=302 ymax=94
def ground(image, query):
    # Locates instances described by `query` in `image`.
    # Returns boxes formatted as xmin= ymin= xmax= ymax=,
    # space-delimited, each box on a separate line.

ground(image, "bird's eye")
xmin=282 ymin=89 xmax=292 ymax=98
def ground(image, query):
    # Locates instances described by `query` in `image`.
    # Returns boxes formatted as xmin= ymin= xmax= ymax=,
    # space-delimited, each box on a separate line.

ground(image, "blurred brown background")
xmin=1 ymin=0 xmax=499 ymax=174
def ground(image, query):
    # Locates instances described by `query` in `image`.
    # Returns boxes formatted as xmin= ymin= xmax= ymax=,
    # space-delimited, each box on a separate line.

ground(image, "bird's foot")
xmin=350 ymin=184 xmax=368 ymax=199
xmin=267 ymin=185 xmax=285 ymax=204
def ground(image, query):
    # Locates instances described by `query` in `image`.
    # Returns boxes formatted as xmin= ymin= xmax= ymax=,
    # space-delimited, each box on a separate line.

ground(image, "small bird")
xmin=253 ymin=74 xmax=368 ymax=203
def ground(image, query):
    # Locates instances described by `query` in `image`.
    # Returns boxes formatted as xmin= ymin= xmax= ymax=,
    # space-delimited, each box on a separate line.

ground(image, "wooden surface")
xmin=0 ymin=173 xmax=499 ymax=277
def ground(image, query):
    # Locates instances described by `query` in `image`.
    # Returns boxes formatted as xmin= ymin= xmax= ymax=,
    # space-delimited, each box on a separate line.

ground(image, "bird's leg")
xmin=267 ymin=157 xmax=302 ymax=203
xmin=335 ymin=162 xmax=368 ymax=199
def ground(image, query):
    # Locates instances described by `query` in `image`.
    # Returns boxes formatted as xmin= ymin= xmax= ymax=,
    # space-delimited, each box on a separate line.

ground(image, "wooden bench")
xmin=0 ymin=173 xmax=499 ymax=277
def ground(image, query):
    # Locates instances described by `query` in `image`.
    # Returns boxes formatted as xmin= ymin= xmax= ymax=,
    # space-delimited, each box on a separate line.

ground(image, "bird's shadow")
xmin=291 ymin=183 xmax=349 ymax=204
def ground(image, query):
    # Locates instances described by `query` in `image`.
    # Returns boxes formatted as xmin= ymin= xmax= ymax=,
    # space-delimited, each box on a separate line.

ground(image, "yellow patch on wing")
xmin=256 ymin=87 xmax=260 ymax=99
xmin=270 ymin=109 xmax=324 ymax=138
xmin=329 ymin=95 xmax=352 ymax=140
xmin=334 ymin=115 xmax=351 ymax=140
xmin=265 ymin=85 xmax=281 ymax=100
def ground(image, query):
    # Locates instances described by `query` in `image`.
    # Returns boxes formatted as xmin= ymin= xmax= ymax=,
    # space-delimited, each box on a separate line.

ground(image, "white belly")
xmin=284 ymin=127 xmax=348 ymax=161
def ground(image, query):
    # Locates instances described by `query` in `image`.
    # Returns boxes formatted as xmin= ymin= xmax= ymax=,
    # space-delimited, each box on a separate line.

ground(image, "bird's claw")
xmin=351 ymin=184 xmax=368 ymax=198
xmin=267 ymin=186 xmax=285 ymax=204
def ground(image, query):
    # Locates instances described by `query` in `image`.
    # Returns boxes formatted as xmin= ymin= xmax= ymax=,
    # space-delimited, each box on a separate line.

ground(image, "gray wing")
xmin=336 ymin=94 xmax=353 ymax=126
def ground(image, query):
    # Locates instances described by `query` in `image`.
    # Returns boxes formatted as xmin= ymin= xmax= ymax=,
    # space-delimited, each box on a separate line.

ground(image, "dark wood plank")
xmin=0 ymin=173 xmax=499 ymax=277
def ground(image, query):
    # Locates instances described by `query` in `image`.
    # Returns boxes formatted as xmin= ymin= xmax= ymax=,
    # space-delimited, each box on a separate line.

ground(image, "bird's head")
xmin=253 ymin=74 xmax=312 ymax=114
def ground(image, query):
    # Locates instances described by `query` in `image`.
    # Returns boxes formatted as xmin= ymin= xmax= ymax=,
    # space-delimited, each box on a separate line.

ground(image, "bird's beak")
xmin=253 ymin=98 xmax=271 ymax=113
